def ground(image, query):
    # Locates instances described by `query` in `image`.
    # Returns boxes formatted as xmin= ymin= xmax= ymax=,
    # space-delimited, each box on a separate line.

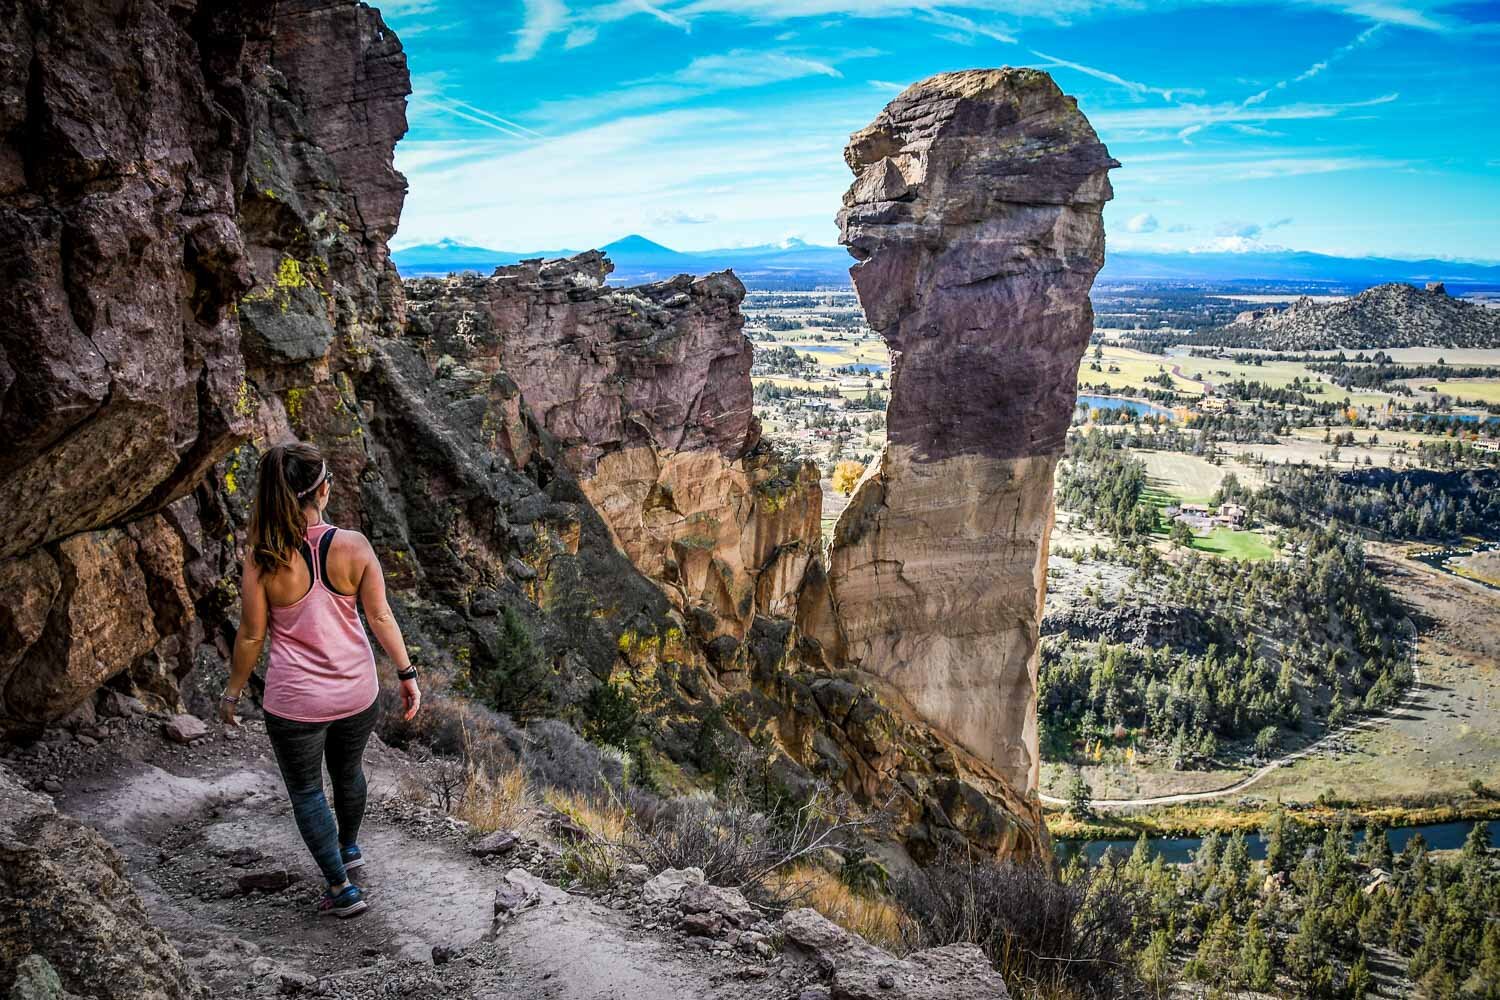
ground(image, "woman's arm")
xmin=355 ymin=534 xmax=421 ymax=720
xmin=221 ymin=556 xmax=268 ymax=726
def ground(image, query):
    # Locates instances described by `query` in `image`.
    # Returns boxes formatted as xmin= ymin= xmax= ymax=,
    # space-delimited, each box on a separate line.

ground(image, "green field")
xmin=1433 ymin=377 xmax=1500 ymax=405
xmin=1189 ymin=526 xmax=1277 ymax=561
xmin=1080 ymin=346 xmax=1205 ymax=396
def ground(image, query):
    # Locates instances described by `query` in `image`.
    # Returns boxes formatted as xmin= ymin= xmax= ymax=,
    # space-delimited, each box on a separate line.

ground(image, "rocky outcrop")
xmin=1214 ymin=282 xmax=1500 ymax=350
xmin=0 ymin=1 xmax=280 ymax=725
xmin=404 ymin=256 xmax=822 ymax=641
xmin=811 ymin=69 xmax=1115 ymax=798
xmin=0 ymin=764 xmax=203 ymax=998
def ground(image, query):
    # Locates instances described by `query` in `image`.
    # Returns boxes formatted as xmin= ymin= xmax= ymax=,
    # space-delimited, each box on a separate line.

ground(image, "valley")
xmin=739 ymin=282 xmax=1500 ymax=829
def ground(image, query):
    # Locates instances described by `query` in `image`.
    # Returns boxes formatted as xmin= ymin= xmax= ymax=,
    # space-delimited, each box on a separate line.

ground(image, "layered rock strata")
xmin=404 ymin=256 xmax=822 ymax=641
xmin=812 ymin=69 xmax=1116 ymax=794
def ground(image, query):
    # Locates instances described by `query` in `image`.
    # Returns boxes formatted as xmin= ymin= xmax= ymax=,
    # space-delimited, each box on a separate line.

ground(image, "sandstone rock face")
xmin=404 ymin=256 xmax=822 ymax=640
xmin=817 ymin=70 xmax=1115 ymax=796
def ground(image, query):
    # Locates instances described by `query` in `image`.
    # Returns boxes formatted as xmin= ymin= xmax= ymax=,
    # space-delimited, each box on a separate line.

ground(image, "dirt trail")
xmin=45 ymin=724 xmax=793 ymax=1000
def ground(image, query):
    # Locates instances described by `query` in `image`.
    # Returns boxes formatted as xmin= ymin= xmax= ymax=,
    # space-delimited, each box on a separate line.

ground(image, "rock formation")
xmin=811 ymin=69 xmax=1116 ymax=794
xmin=404 ymin=254 xmax=822 ymax=641
xmin=1216 ymin=281 xmax=1500 ymax=350
xmin=0 ymin=764 xmax=202 ymax=999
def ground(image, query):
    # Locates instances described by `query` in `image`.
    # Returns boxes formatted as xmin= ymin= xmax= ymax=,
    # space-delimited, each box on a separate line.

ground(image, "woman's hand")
xmin=400 ymin=678 xmax=422 ymax=721
xmin=218 ymin=694 xmax=240 ymax=728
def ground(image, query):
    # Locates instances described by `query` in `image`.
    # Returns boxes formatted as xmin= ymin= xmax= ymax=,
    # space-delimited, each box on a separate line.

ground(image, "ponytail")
xmin=247 ymin=442 xmax=327 ymax=575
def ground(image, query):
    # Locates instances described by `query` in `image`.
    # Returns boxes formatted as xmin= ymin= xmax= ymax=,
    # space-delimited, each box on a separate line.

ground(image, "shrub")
xmin=580 ymin=680 xmax=640 ymax=749
xmin=471 ymin=606 xmax=554 ymax=722
xmin=893 ymin=851 xmax=1148 ymax=1000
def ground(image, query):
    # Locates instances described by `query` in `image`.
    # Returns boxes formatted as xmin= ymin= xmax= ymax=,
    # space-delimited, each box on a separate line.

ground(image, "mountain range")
xmin=392 ymin=235 xmax=1500 ymax=290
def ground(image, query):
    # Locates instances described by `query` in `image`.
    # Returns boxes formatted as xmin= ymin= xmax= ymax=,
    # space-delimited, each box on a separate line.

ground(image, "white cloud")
xmin=1094 ymin=93 xmax=1400 ymax=135
xmin=393 ymin=99 xmax=862 ymax=251
xmin=869 ymin=80 xmax=910 ymax=93
xmin=1126 ymin=213 xmax=1159 ymax=233
xmin=500 ymin=0 xmax=568 ymax=63
xmin=1029 ymin=50 xmax=1197 ymax=102
xmin=653 ymin=209 xmax=719 ymax=225
xmin=531 ymin=47 xmax=871 ymax=124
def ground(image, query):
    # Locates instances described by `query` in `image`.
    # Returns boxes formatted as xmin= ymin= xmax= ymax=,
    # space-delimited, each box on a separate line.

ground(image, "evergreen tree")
xmin=1462 ymin=820 xmax=1490 ymax=860
xmin=1239 ymin=913 xmax=1276 ymax=991
xmin=1345 ymin=954 xmax=1372 ymax=999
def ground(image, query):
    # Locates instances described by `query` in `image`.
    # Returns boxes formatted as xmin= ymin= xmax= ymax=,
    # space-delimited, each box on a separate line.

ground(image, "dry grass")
xmin=769 ymin=864 xmax=912 ymax=954
xmin=545 ymin=787 xmax=634 ymax=844
xmin=455 ymin=762 xmax=536 ymax=835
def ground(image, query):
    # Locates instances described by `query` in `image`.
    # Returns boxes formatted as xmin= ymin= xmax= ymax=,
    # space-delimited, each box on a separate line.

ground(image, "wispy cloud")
xmin=1029 ymin=50 xmax=1197 ymax=102
xmin=500 ymin=0 xmax=568 ymax=63
xmin=531 ymin=47 xmax=873 ymax=125
xmin=869 ymin=79 xmax=910 ymax=93
xmin=1126 ymin=212 xmax=1159 ymax=233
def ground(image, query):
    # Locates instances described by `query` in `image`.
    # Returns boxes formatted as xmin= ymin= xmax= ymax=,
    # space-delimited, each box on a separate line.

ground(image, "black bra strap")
xmin=317 ymin=527 xmax=356 ymax=596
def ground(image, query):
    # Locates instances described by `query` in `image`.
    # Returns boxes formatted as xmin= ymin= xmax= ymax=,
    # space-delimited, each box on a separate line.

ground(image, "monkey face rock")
xmin=818 ymin=69 xmax=1116 ymax=795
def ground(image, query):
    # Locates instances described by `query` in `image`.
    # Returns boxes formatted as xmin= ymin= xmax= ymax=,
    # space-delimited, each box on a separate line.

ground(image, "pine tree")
xmin=1345 ymin=954 xmax=1372 ymax=999
xmin=1239 ymin=913 xmax=1276 ymax=991
xmin=1462 ymin=820 xmax=1490 ymax=860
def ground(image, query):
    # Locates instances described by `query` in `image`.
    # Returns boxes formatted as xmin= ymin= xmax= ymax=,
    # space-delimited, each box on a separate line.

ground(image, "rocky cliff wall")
xmin=404 ymin=255 xmax=823 ymax=643
xmin=813 ymin=69 xmax=1116 ymax=795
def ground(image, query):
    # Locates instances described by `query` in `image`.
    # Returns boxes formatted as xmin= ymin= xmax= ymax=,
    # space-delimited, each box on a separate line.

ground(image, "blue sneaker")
xmin=340 ymin=843 xmax=365 ymax=872
xmin=317 ymin=883 xmax=368 ymax=919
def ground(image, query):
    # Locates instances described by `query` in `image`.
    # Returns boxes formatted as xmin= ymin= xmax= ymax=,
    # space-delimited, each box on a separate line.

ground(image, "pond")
xmin=1076 ymin=393 xmax=1176 ymax=421
xmin=1058 ymin=818 xmax=1498 ymax=866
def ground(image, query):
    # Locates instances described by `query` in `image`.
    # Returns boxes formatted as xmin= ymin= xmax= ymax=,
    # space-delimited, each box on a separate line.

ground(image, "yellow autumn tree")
xmin=832 ymin=460 xmax=866 ymax=496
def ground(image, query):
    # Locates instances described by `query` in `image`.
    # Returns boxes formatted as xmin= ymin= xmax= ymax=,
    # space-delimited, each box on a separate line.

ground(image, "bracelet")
xmin=396 ymin=666 xmax=418 ymax=682
xmin=220 ymin=693 xmax=239 ymax=704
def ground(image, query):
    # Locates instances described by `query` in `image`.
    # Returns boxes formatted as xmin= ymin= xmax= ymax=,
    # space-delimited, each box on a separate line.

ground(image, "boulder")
xmin=680 ymin=911 xmax=724 ymax=938
xmin=778 ymin=907 xmax=888 ymax=973
xmin=236 ymin=869 xmax=298 ymax=894
xmin=469 ymin=830 xmax=520 ymax=858
xmin=641 ymin=866 xmax=706 ymax=906
xmin=678 ymin=883 xmax=756 ymax=928
xmin=832 ymin=943 xmax=1010 ymax=1000
xmin=162 ymin=715 xmax=209 ymax=744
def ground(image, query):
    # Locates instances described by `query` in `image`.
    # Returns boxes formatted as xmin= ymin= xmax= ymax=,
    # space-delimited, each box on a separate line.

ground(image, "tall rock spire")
xmin=815 ymin=68 xmax=1116 ymax=794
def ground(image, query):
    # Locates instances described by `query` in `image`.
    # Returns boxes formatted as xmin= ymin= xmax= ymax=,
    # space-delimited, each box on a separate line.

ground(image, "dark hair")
xmin=247 ymin=442 xmax=327 ymax=575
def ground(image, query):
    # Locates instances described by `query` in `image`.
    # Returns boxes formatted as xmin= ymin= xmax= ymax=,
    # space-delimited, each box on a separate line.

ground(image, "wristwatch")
xmin=396 ymin=665 xmax=418 ymax=682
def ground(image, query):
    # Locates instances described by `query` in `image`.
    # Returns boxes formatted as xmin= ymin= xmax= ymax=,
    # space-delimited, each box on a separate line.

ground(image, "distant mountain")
xmin=1100 ymin=249 xmax=1500 ymax=288
xmin=392 ymin=234 xmax=851 ymax=287
xmin=393 ymin=236 xmax=1500 ymax=291
xmin=391 ymin=238 xmax=578 ymax=275
xmin=1197 ymin=282 xmax=1500 ymax=351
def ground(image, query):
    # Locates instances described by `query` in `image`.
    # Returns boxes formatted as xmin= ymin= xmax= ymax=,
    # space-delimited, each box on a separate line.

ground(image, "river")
xmin=1058 ymin=818 xmax=1498 ymax=866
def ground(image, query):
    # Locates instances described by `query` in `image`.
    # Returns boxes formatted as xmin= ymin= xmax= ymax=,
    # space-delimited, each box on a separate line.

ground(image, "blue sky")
xmin=381 ymin=0 xmax=1500 ymax=261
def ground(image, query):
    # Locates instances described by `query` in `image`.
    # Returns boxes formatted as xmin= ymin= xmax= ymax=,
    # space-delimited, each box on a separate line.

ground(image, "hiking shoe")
xmin=340 ymin=843 xmax=365 ymax=872
xmin=318 ymin=883 xmax=368 ymax=919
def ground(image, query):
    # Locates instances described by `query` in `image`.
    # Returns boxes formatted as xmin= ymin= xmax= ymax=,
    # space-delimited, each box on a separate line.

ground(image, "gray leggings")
xmin=264 ymin=700 xmax=380 ymax=885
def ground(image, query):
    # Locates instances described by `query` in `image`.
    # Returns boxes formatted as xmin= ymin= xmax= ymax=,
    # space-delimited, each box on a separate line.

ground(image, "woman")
xmin=220 ymin=442 xmax=421 ymax=918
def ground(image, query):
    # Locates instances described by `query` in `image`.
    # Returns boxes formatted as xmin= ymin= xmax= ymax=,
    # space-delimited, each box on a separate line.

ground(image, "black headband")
xmin=296 ymin=461 xmax=329 ymax=498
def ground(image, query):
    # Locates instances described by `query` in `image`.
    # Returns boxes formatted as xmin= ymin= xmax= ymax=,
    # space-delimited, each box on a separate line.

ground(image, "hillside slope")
xmin=1204 ymin=282 xmax=1500 ymax=350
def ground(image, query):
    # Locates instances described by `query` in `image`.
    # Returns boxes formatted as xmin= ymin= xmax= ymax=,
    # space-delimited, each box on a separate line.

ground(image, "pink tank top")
xmin=263 ymin=523 xmax=378 ymax=723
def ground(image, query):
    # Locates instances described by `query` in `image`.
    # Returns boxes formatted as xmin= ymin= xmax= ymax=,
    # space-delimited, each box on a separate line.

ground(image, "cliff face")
xmin=814 ymin=70 xmax=1116 ymax=795
xmin=404 ymin=255 xmax=823 ymax=642
xmin=0 ymin=1 xmax=270 ymax=726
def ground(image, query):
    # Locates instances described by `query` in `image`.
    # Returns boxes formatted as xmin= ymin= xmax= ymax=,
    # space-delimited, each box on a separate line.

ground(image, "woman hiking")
xmin=220 ymin=441 xmax=421 ymax=918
